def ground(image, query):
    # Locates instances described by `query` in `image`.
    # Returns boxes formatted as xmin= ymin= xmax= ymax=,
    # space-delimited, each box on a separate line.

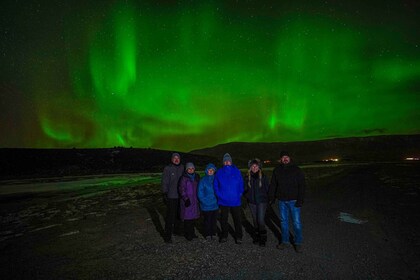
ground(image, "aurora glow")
xmin=1 ymin=1 xmax=419 ymax=151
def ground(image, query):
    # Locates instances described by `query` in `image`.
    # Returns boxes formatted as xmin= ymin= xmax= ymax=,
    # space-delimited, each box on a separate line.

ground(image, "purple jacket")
xmin=178 ymin=172 xmax=200 ymax=220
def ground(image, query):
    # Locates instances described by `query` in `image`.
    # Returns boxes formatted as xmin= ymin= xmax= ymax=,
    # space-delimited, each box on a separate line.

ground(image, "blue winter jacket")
xmin=198 ymin=164 xmax=219 ymax=211
xmin=214 ymin=164 xmax=244 ymax=207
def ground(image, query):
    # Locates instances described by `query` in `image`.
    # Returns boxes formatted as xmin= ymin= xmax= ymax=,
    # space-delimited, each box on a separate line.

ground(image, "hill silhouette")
xmin=1 ymin=134 xmax=419 ymax=179
xmin=0 ymin=148 xmax=217 ymax=180
xmin=190 ymin=134 xmax=420 ymax=165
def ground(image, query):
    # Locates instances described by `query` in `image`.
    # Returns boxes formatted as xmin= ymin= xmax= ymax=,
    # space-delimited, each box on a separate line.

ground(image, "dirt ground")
xmin=0 ymin=162 xmax=419 ymax=279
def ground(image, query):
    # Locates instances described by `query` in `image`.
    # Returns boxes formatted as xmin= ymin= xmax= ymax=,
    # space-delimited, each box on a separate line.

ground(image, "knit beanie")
xmin=248 ymin=158 xmax=262 ymax=169
xmin=279 ymin=151 xmax=290 ymax=158
xmin=171 ymin=152 xmax=180 ymax=159
xmin=222 ymin=153 xmax=233 ymax=164
xmin=185 ymin=162 xmax=195 ymax=170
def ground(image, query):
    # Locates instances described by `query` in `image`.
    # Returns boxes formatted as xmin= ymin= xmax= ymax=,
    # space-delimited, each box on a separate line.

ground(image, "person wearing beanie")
xmin=214 ymin=153 xmax=244 ymax=244
xmin=268 ymin=151 xmax=306 ymax=253
xmin=197 ymin=163 xmax=219 ymax=241
xmin=161 ymin=152 xmax=184 ymax=243
xmin=178 ymin=162 xmax=200 ymax=241
xmin=223 ymin=153 xmax=233 ymax=164
xmin=244 ymin=158 xmax=270 ymax=246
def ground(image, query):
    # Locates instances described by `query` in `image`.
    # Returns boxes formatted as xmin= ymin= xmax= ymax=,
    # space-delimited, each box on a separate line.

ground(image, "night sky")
xmin=1 ymin=0 xmax=419 ymax=151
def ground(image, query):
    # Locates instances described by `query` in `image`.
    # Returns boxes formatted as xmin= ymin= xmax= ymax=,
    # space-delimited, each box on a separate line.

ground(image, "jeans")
xmin=248 ymin=203 xmax=267 ymax=231
xmin=279 ymin=200 xmax=302 ymax=245
xmin=220 ymin=206 xmax=242 ymax=239
xmin=202 ymin=210 xmax=218 ymax=237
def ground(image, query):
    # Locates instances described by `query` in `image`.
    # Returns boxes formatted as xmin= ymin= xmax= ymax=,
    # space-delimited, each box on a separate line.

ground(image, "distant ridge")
xmin=0 ymin=148 xmax=217 ymax=179
xmin=190 ymin=134 xmax=420 ymax=164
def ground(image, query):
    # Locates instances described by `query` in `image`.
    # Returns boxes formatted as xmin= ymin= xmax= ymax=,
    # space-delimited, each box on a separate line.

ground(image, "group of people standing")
xmin=161 ymin=151 xmax=306 ymax=253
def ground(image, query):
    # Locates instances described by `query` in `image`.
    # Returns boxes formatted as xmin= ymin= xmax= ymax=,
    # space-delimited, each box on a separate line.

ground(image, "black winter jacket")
xmin=244 ymin=172 xmax=270 ymax=204
xmin=268 ymin=163 xmax=306 ymax=205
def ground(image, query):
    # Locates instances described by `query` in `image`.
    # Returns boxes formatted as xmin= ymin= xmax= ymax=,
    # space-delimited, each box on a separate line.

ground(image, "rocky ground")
xmin=0 ymin=163 xmax=419 ymax=279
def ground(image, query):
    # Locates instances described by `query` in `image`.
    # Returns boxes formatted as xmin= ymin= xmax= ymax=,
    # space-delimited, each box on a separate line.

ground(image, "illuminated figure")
xmin=161 ymin=153 xmax=184 ymax=243
xmin=244 ymin=158 xmax=270 ymax=246
xmin=178 ymin=162 xmax=200 ymax=241
xmin=269 ymin=151 xmax=306 ymax=253
xmin=198 ymin=163 xmax=219 ymax=241
xmin=214 ymin=153 xmax=244 ymax=244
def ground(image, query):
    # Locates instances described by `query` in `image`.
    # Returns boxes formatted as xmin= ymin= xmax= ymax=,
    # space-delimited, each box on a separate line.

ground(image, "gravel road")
xmin=1 ymin=163 xmax=419 ymax=279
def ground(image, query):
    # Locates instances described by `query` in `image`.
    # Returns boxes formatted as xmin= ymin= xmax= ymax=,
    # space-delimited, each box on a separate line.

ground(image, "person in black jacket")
xmin=269 ymin=151 xmax=306 ymax=253
xmin=244 ymin=158 xmax=270 ymax=246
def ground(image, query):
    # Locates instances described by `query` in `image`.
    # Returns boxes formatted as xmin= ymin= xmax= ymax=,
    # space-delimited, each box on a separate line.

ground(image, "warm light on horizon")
xmin=322 ymin=158 xmax=340 ymax=162
xmin=405 ymin=157 xmax=419 ymax=161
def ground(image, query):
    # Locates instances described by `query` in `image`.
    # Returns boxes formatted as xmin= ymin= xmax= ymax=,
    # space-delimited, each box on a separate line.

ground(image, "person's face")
xmin=172 ymin=156 xmax=180 ymax=165
xmin=207 ymin=168 xmax=215 ymax=175
xmin=250 ymin=164 xmax=260 ymax=173
xmin=281 ymin=156 xmax=290 ymax=164
xmin=187 ymin=167 xmax=195 ymax=174
xmin=223 ymin=160 xmax=232 ymax=166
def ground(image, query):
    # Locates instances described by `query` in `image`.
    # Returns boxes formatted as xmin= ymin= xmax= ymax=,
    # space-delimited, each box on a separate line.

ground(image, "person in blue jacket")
xmin=214 ymin=153 xmax=244 ymax=244
xmin=197 ymin=163 xmax=219 ymax=241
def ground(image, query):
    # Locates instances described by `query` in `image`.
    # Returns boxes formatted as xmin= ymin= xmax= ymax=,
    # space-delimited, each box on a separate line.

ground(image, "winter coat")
xmin=198 ymin=164 xmax=219 ymax=211
xmin=214 ymin=165 xmax=244 ymax=207
xmin=268 ymin=163 xmax=306 ymax=205
xmin=178 ymin=172 xmax=200 ymax=220
xmin=161 ymin=163 xmax=184 ymax=199
xmin=244 ymin=171 xmax=270 ymax=204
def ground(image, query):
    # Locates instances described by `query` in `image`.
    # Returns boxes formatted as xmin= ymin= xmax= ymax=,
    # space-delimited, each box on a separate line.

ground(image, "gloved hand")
xmin=184 ymin=198 xmax=191 ymax=207
xmin=295 ymin=200 xmax=303 ymax=208
xmin=162 ymin=193 xmax=168 ymax=204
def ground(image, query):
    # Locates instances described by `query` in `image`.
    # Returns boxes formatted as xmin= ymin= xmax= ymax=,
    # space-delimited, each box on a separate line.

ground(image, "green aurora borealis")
xmin=1 ymin=0 xmax=419 ymax=151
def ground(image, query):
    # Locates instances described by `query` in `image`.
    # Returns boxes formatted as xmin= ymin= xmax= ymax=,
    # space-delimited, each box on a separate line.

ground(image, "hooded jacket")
xmin=178 ymin=172 xmax=200 ymax=220
xmin=198 ymin=164 xmax=219 ymax=211
xmin=214 ymin=164 xmax=244 ymax=207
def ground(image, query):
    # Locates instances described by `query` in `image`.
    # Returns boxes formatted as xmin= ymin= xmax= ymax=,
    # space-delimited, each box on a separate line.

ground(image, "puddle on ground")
xmin=339 ymin=212 xmax=367 ymax=224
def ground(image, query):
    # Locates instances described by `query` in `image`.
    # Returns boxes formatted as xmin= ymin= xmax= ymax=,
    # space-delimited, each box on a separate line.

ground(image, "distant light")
xmin=263 ymin=160 xmax=271 ymax=164
xmin=405 ymin=157 xmax=419 ymax=161
xmin=322 ymin=158 xmax=339 ymax=162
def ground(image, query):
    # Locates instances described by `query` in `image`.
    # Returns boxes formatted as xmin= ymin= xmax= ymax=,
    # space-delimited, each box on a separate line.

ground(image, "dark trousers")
xmin=249 ymin=203 xmax=267 ymax=231
xmin=164 ymin=198 xmax=180 ymax=240
xmin=184 ymin=219 xmax=196 ymax=240
xmin=220 ymin=205 xmax=242 ymax=239
xmin=202 ymin=210 xmax=218 ymax=237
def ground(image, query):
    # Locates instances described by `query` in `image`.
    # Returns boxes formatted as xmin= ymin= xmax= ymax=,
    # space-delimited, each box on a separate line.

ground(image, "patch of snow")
xmin=338 ymin=212 xmax=367 ymax=224
xmin=59 ymin=230 xmax=80 ymax=237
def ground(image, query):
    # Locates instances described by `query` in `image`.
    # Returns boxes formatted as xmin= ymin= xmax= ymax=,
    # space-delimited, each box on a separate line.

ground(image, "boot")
xmin=259 ymin=230 xmax=267 ymax=247
xmin=252 ymin=228 xmax=260 ymax=244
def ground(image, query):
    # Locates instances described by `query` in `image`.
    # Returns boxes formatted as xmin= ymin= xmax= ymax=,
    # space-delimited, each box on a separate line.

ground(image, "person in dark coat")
xmin=178 ymin=162 xmax=200 ymax=241
xmin=198 ymin=163 xmax=219 ymax=240
xmin=161 ymin=153 xmax=184 ymax=243
xmin=214 ymin=153 xmax=244 ymax=244
xmin=244 ymin=158 xmax=270 ymax=246
xmin=269 ymin=151 xmax=306 ymax=253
